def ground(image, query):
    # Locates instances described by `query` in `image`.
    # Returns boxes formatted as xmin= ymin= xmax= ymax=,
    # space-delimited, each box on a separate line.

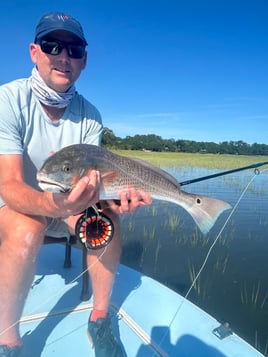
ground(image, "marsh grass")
xmin=187 ymin=260 xmax=214 ymax=302
xmin=254 ymin=331 xmax=268 ymax=356
xmin=241 ymin=281 xmax=268 ymax=310
xmin=214 ymin=254 xmax=229 ymax=274
xmin=112 ymin=150 xmax=268 ymax=170
xmin=143 ymin=225 xmax=156 ymax=241
xmin=167 ymin=214 xmax=181 ymax=233
xmin=188 ymin=261 xmax=202 ymax=297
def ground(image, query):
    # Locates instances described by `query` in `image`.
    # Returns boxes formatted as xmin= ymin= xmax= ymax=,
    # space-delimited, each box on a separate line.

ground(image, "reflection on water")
xmin=120 ymin=166 xmax=268 ymax=355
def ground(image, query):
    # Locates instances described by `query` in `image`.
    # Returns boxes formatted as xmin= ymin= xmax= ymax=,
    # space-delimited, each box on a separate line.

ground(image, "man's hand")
xmin=51 ymin=170 xmax=100 ymax=217
xmin=106 ymin=187 xmax=152 ymax=215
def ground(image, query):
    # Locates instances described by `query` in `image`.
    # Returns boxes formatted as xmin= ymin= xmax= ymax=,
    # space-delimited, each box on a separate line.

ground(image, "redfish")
xmin=37 ymin=144 xmax=231 ymax=234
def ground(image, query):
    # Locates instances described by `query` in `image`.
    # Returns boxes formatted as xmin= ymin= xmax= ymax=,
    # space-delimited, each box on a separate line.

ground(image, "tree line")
xmin=101 ymin=128 xmax=268 ymax=156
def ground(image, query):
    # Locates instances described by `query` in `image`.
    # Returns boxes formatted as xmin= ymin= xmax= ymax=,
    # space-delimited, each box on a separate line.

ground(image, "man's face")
xmin=30 ymin=30 xmax=87 ymax=93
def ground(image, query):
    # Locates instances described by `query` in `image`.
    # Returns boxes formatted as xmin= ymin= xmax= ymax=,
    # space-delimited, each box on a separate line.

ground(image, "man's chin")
xmin=51 ymin=79 xmax=72 ymax=93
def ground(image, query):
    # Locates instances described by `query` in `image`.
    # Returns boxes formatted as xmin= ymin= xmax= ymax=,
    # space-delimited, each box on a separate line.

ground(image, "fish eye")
xmin=62 ymin=164 xmax=72 ymax=173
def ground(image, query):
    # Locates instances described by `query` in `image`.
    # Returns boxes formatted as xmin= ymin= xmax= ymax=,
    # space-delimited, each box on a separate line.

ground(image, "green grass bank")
xmin=112 ymin=150 xmax=268 ymax=169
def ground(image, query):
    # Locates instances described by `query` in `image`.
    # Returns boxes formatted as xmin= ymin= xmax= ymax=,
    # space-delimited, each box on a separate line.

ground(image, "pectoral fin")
xmin=101 ymin=171 xmax=120 ymax=185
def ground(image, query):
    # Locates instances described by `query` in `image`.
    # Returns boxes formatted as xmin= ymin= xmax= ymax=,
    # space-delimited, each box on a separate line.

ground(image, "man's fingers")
xmin=136 ymin=189 xmax=152 ymax=205
xmin=67 ymin=170 xmax=99 ymax=202
xmin=119 ymin=190 xmax=130 ymax=212
xmin=106 ymin=187 xmax=152 ymax=215
xmin=67 ymin=176 xmax=90 ymax=202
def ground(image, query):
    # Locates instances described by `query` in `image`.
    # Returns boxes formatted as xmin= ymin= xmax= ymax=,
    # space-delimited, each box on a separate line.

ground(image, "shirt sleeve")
xmin=0 ymin=84 xmax=24 ymax=154
xmin=80 ymin=97 xmax=103 ymax=146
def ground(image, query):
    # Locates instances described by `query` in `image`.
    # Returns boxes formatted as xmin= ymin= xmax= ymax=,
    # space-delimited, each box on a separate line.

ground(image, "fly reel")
xmin=75 ymin=206 xmax=114 ymax=250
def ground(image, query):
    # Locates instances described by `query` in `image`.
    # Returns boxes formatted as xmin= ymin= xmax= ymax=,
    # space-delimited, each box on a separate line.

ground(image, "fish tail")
xmin=187 ymin=194 xmax=231 ymax=234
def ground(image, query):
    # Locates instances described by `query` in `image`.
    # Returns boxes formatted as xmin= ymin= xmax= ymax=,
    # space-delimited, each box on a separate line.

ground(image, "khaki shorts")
xmin=45 ymin=218 xmax=70 ymax=240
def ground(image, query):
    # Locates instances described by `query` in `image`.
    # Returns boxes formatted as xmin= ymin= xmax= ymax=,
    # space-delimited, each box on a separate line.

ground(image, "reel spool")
xmin=75 ymin=207 xmax=114 ymax=250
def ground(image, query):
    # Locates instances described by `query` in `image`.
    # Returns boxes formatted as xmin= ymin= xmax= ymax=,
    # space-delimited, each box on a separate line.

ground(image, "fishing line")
xmin=183 ymin=174 xmax=257 ymax=301
xmin=0 ymin=246 xmax=107 ymax=338
xmin=154 ymin=168 xmax=262 ymax=354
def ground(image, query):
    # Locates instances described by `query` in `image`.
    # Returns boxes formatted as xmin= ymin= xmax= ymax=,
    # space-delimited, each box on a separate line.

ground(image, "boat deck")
xmin=19 ymin=244 xmax=264 ymax=356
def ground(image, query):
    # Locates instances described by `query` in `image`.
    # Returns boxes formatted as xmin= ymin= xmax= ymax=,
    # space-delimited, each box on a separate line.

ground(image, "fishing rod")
xmin=179 ymin=160 xmax=268 ymax=186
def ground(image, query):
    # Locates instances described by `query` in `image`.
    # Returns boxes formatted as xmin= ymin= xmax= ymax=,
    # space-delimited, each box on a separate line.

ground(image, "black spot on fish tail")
xmin=188 ymin=195 xmax=231 ymax=234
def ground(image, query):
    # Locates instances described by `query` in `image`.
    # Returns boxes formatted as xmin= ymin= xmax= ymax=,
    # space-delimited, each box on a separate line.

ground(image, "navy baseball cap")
xmin=34 ymin=12 xmax=87 ymax=45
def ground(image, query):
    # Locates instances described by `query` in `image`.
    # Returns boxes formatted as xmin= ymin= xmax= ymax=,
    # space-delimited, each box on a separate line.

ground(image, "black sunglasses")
xmin=36 ymin=39 xmax=86 ymax=59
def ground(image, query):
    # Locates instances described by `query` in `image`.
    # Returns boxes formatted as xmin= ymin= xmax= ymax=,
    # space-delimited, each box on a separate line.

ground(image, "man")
xmin=0 ymin=12 xmax=151 ymax=357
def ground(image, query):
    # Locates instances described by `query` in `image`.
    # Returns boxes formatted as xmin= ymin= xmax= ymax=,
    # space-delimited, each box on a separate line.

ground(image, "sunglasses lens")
xmin=40 ymin=41 xmax=61 ymax=55
xmin=39 ymin=40 xmax=85 ymax=59
xmin=68 ymin=45 xmax=85 ymax=59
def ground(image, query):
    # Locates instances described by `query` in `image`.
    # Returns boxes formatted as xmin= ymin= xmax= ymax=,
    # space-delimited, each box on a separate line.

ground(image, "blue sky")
xmin=1 ymin=0 xmax=268 ymax=144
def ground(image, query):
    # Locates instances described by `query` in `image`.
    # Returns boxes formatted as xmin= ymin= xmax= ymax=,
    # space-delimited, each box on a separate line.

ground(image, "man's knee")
xmin=0 ymin=208 xmax=47 ymax=255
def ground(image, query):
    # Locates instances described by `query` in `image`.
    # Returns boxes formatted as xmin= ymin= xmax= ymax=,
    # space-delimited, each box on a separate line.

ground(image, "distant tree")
xmin=101 ymin=127 xmax=119 ymax=147
xmin=101 ymin=127 xmax=268 ymax=155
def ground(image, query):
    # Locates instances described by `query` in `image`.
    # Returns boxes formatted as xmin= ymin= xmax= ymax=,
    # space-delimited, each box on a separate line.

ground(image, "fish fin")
xmin=101 ymin=171 xmax=120 ymax=185
xmin=187 ymin=195 xmax=231 ymax=234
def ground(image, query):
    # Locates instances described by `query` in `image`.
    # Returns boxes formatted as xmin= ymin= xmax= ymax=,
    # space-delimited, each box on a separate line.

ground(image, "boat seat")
xmin=43 ymin=235 xmax=90 ymax=301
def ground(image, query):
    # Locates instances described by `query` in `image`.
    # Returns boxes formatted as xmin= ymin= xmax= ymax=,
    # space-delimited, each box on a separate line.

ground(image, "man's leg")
xmin=67 ymin=209 xmax=125 ymax=356
xmin=86 ymin=211 xmax=126 ymax=356
xmin=0 ymin=206 xmax=46 ymax=346
xmin=87 ymin=210 xmax=121 ymax=318
xmin=66 ymin=208 xmax=121 ymax=315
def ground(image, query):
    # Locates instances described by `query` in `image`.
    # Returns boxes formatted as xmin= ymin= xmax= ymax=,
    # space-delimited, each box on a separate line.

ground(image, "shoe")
xmin=0 ymin=345 xmax=21 ymax=357
xmin=87 ymin=315 xmax=126 ymax=357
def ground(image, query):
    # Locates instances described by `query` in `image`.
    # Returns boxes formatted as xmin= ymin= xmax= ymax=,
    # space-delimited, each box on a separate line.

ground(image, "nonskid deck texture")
xmin=19 ymin=245 xmax=264 ymax=357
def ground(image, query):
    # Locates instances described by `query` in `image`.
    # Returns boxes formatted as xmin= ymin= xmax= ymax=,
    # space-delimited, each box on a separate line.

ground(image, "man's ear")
xmin=29 ymin=43 xmax=38 ymax=64
xmin=81 ymin=51 xmax=88 ymax=70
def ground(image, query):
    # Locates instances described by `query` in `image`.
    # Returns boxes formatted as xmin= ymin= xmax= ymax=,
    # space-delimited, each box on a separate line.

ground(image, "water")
xmin=120 ymin=166 xmax=268 ymax=355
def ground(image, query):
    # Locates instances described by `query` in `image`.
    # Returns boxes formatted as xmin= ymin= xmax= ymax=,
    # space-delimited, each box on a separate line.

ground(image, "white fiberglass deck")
xmin=18 ymin=245 xmax=264 ymax=357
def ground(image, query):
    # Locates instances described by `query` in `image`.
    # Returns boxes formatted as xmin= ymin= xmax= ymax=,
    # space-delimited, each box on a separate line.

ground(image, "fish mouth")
xmin=37 ymin=176 xmax=71 ymax=193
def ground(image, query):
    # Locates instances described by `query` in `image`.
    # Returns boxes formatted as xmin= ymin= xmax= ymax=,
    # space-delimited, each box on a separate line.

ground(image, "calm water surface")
xmin=120 ymin=166 xmax=268 ymax=355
